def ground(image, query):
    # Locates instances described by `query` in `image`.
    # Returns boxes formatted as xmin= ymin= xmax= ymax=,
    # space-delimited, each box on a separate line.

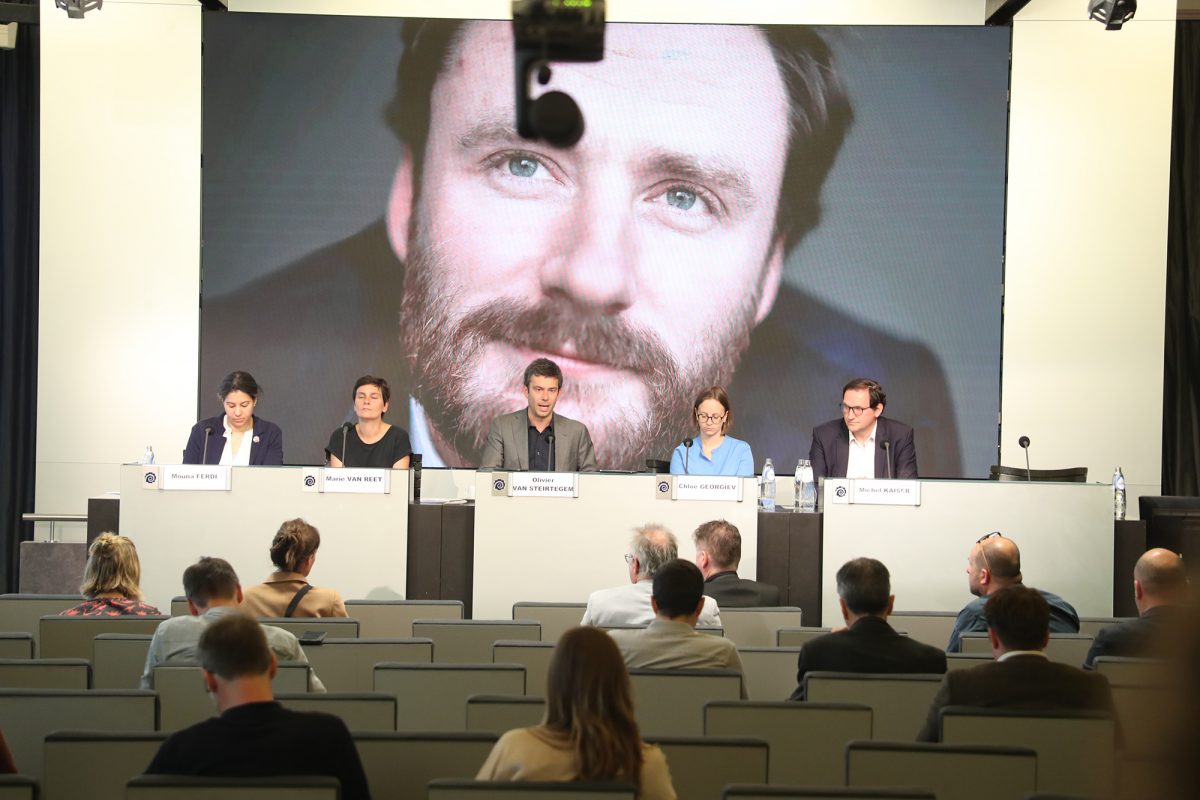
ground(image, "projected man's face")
xmin=390 ymin=21 xmax=790 ymax=469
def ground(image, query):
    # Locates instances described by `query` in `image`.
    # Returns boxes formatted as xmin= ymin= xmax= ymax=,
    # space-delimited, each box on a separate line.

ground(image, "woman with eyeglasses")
xmin=668 ymin=386 xmax=754 ymax=476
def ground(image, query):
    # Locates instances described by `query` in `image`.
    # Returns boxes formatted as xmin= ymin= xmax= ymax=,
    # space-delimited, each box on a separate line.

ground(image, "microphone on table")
xmin=881 ymin=440 xmax=892 ymax=479
xmin=682 ymin=438 xmax=693 ymax=474
xmin=1019 ymin=435 xmax=1032 ymax=481
xmin=201 ymin=426 xmax=213 ymax=465
xmin=546 ymin=434 xmax=556 ymax=472
xmin=340 ymin=422 xmax=353 ymax=466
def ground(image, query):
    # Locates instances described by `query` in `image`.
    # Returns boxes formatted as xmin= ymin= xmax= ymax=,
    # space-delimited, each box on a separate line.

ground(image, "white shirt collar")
xmin=997 ymin=649 xmax=1049 ymax=662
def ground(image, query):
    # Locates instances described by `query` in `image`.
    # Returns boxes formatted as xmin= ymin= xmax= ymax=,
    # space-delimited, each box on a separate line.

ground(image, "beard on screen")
xmin=398 ymin=244 xmax=758 ymax=470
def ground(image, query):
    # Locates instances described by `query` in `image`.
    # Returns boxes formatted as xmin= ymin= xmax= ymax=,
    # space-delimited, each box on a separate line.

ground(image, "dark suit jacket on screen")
xmin=808 ymin=416 xmax=918 ymax=481
xmin=478 ymin=409 xmax=597 ymax=472
xmin=703 ymin=571 xmax=780 ymax=608
xmin=916 ymin=653 xmax=1118 ymax=742
xmin=182 ymin=414 xmax=284 ymax=465
xmin=200 ymin=222 xmax=962 ymax=471
xmin=788 ymin=616 xmax=947 ymax=701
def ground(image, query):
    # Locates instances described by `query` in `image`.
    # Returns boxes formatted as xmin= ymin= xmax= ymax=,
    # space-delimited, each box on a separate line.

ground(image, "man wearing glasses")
xmin=809 ymin=378 xmax=918 ymax=482
xmin=946 ymin=531 xmax=1079 ymax=653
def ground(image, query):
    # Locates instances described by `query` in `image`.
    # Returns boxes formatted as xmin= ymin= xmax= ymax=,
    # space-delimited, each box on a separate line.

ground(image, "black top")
xmin=527 ymin=420 xmax=555 ymax=472
xmin=1084 ymin=605 xmax=1179 ymax=668
xmin=145 ymin=701 xmax=370 ymax=800
xmin=325 ymin=424 xmax=412 ymax=468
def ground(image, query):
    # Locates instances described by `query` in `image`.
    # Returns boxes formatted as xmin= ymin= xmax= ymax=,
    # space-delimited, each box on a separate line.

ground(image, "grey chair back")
xmin=939 ymin=706 xmax=1116 ymax=797
xmin=154 ymin=662 xmax=310 ymax=732
xmin=846 ymin=741 xmax=1038 ymax=800
xmin=0 ymin=776 xmax=37 ymax=800
xmin=735 ymin=647 xmax=802 ymax=701
xmin=647 ymin=736 xmax=768 ymax=800
xmin=464 ymin=694 xmax=545 ymax=734
xmin=93 ymin=634 xmax=153 ymax=689
xmin=0 ymin=689 xmax=157 ymax=780
xmin=628 ymin=669 xmax=743 ymax=737
xmin=301 ymin=637 xmax=433 ymax=692
xmin=413 ymin=619 xmax=541 ymax=663
xmin=988 ymin=465 xmax=1087 ymax=482
xmin=887 ymin=612 xmax=957 ymax=649
xmin=722 ymin=787 xmax=935 ymax=800
xmin=345 ymin=599 xmax=463 ymax=638
xmin=957 ymin=632 xmax=1094 ymax=666
xmin=276 ymin=691 xmax=397 ymax=731
xmin=704 ymin=700 xmax=872 ymax=786
xmin=427 ymin=779 xmax=637 ymax=799
xmin=718 ymin=607 xmax=803 ymax=648
xmin=1093 ymin=656 xmax=1163 ymax=683
xmin=944 ymin=653 xmax=991 ymax=672
xmin=353 ymin=732 xmax=498 ymax=800
xmin=43 ymin=731 xmax=168 ymax=800
xmin=775 ymin=628 xmax=831 ymax=648
xmin=511 ymin=602 xmax=587 ymax=643
xmin=37 ymin=614 xmax=166 ymax=659
xmin=1078 ymin=616 xmax=1134 ymax=637
xmin=125 ymin=775 xmax=340 ymax=800
xmin=169 ymin=597 xmax=189 ymax=617
xmin=803 ymin=672 xmax=942 ymax=741
xmin=0 ymin=658 xmax=90 ymax=689
xmin=0 ymin=594 xmax=82 ymax=654
xmin=0 ymin=633 xmax=33 ymax=660
xmin=491 ymin=640 xmax=554 ymax=697
xmin=373 ymin=663 xmax=526 ymax=731
xmin=257 ymin=617 xmax=359 ymax=639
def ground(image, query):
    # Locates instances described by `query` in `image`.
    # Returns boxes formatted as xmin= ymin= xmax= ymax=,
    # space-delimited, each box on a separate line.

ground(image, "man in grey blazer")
xmin=479 ymin=358 xmax=598 ymax=472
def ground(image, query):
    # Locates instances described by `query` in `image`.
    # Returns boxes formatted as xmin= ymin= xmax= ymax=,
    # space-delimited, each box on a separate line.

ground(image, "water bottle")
xmin=759 ymin=458 xmax=776 ymax=512
xmin=1112 ymin=466 xmax=1126 ymax=520
xmin=796 ymin=459 xmax=817 ymax=513
xmin=141 ymin=445 xmax=155 ymax=465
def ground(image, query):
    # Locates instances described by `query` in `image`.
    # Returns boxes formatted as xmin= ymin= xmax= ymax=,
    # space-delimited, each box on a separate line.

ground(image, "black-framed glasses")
xmin=697 ymin=412 xmax=727 ymax=423
xmin=839 ymin=404 xmax=869 ymax=417
xmin=976 ymin=531 xmax=1001 ymax=571
xmin=623 ymin=554 xmax=634 ymax=564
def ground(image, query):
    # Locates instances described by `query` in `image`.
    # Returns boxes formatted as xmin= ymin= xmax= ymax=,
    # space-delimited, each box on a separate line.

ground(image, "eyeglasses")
xmin=696 ymin=412 xmax=727 ymax=423
xmin=975 ymin=531 xmax=1001 ymax=571
xmin=839 ymin=404 xmax=870 ymax=417
xmin=623 ymin=554 xmax=634 ymax=565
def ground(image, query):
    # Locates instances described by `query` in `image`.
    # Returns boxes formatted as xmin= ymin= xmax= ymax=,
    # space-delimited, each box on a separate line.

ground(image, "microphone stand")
xmin=201 ymin=426 xmax=213 ymax=465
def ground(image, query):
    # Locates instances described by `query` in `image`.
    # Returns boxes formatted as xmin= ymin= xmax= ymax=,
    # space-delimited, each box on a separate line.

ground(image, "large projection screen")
xmin=199 ymin=17 xmax=1009 ymax=477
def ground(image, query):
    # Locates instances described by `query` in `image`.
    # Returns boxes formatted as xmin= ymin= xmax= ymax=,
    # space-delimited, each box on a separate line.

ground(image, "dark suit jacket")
xmin=182 ymin=414 xmax=284 ymax=465
xmin=788 ymin=616 xmax=947 ymax=701
xmin=702 ymin=571 xmax=780 ymax=608
xmin=809 ymin=416 xmax=918 ymax=481
xmin=478 ymin=409 xmax=597 ymax=472
xmin=1084 ymin=605 xmax=1178 ymax=668
xmin=200 ymin=222 xmax=962 ymax=472
xmin=916 ymin=653 xmax=1118 ymax=742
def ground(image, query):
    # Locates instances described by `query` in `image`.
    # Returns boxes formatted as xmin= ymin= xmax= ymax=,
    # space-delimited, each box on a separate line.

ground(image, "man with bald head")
xmin=1084 ymin=548 xmax=1188 ymax=668
xmin=580 ymin=524 xmax=721 ymax=628
xmin=945 ymin=532 xmax=1079 ymax=652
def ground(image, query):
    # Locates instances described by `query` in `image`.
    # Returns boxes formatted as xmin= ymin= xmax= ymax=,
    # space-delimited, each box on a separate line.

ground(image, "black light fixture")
xmin=1088 ymin=0 xmax=1137 ymax=30
xmin=54 ymin=0 xmax=101 ymax=19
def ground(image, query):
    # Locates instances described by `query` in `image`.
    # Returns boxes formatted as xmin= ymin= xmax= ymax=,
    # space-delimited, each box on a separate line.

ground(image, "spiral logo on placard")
xmin=144 ymin=472 xmax=157 ymax=485
xmin=657 ymin=481 xmax=670 ymax=493
xmin=493 ymin=478 xmax=506 ymax=492
xmin=304 ymin=475 xmax=317 ymax=487
xmin=835 ymin=486 xmax=847 ymax=498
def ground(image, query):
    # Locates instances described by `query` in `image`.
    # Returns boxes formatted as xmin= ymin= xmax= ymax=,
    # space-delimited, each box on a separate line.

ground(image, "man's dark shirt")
xmin=200 ymin=222 xmax=963 ymax=473
xmin=1084 ymin=605 xmax=1178 ymax=669
xmin=703 ymin=571 xmax=781 ymax=608
xmin=145 ymin=701 xmax=370 ymax=800
xmin=528 ymin=420 xmax=554 ymax=472
xmin=788 ymin=615 xmax=947 ymax=701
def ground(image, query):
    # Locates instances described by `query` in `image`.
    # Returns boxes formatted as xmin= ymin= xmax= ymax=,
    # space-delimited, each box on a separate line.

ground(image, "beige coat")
xmin=241 ymin=571 xmax=348 ymax=618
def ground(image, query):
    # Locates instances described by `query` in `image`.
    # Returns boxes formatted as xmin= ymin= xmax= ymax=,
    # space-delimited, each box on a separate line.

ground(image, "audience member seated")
xmin=477 ymin=626 xmax=676 ymax=800
xmin=918 ymin=585 xmax=1116 ymax=742
xmin=946 ymin=531 xmax=1079 ymax=652
xmin=59 ymin=533 xmax=161 ymax=616
xmin=144 ymin=613 xmax=368 ymax=799
xmin=607 ymin=559 xmax=747 ymax=699
xmin=692 ymin=519 xmax=780 ymax=608
xmin=241 ymin=519 xmax=348 ymax=618
xmin=140 ymin=557 xmax=325 ymax=691
xmin=788 ymin=557 xmax=945 ymax=701
xmin=581 ymin=525 xmax=720 ymax=628
xmin=1085 ymin=547 xmax=1188 ymax=669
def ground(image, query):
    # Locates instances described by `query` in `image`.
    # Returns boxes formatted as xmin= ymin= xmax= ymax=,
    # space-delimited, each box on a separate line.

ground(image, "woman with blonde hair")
xmin=476 ymin=626 xmax=676 ymax=798
xmin=60 ymin=533 xmax=161 ymax=616
xmin=242 ymin=518 xmax=347 ymax=618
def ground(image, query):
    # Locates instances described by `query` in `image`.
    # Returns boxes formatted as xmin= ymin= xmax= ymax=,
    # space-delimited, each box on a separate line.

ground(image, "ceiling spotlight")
xmin=54 ymin=0 xmax=101 ymax=19
xmin=1088 ymin=0 xmax=1136 ymax=30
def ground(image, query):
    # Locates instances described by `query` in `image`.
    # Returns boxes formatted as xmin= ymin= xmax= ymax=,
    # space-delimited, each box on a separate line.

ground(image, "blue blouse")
xmin=669 ymin=436 xmax=755 ymax=477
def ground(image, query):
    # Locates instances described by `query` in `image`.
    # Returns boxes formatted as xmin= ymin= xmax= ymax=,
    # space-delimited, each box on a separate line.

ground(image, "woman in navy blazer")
xmin=183 ymin=371 xmax=284 ymax=465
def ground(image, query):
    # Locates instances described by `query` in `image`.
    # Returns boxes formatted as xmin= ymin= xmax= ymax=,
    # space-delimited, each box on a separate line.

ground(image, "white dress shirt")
xmin=845 ymin=421 xmax=877 ymax=479
xmin=218 ymin=415 xmax=254 ymax=466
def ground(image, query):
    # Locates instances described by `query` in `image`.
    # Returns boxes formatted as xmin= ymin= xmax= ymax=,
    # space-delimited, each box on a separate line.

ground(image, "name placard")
xmin=826 ymin=478 xmax=921 ymax=506
xmin=157 ymin=465 xmax=232 ymax=491
xmin=321 ymin=468 xmax=391 ymax=494
xmin=671 ymin=475 xmax=743 ymax=502
xmin=507 ymin=472 xmax=578 ymax=498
